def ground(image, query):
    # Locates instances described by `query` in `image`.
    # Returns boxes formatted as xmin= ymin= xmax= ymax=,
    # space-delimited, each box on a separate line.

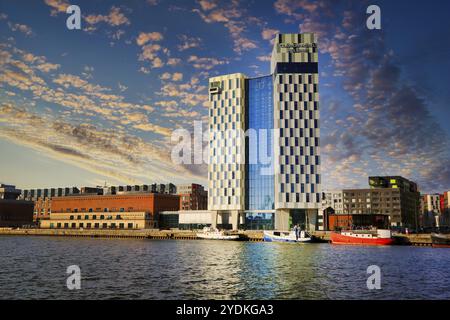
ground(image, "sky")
xmin=0 ymin=0 xmax=449 ymax=193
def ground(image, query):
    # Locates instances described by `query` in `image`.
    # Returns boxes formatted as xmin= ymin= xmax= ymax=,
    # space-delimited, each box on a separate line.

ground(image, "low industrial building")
xmin=0 ymin=184 xmax=34 ymax=228
xmin=159 ymin=210 xmax=213 ymax=230
xmin=41 ymin=193 xmax=180 ymax=230
xmin=159 ymin=210 xmax=275 ymax=230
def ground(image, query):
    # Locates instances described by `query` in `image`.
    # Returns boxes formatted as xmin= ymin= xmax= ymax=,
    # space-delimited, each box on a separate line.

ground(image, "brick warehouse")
xmin=40 ymin=193 xmax=180 ymax=230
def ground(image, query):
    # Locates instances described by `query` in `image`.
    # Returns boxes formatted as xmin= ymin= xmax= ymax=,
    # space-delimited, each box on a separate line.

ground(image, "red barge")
xmin=331 ymin=229 xmax=394 ymax=246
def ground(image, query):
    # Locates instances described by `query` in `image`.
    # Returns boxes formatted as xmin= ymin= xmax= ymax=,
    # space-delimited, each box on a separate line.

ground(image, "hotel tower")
xmin=208 ymin=33 xmax=320 ymax=231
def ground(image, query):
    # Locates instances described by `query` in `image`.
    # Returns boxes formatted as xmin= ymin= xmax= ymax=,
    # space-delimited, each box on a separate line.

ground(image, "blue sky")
xmin=0 ymin=0 xmax=449 ymax=193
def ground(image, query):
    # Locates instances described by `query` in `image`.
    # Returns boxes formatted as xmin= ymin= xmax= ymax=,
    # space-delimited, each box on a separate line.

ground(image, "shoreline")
xmin=0 ymin=228 xmax=434 ymax=246
xmin=0 ymin=228 xmax=264 ymax=241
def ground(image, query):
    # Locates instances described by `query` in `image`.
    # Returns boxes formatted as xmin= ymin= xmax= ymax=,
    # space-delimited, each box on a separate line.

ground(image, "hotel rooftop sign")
xmin=278 ymin=42 xmax=317 ymax=53
xmin=209 ymin=81 xmax=222 ymax=94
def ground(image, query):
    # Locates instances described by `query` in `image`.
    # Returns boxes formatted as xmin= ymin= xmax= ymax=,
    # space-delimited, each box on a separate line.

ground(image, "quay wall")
xmin=0 ymin=228 xmax=434 ymax=245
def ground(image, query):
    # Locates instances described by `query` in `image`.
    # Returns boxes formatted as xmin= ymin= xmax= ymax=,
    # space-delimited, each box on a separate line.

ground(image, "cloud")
xmin=36 ymin=62 xmax=60 ymax=73
xmin=193 ymin=1 xmax=259 ymax=54
xmin=7 ymin=22 xmax=33 ymax=36
xmin=118 ymin=82 xmax=128 ymax=92
xmin=85 ymin=6 xmax=130 ymax=27
xmin=139 ymin=66 xmax=150 ymax=74
xmin=198 ymin=0 xmax=217 ymax=11
xmin=188 ymin=55 xmax=228 ymax=70
xmin=177 ymin=34 xmax=202 ymax=51
xmin=257 ymin=55 xmax=271 ymax=62
xmin=172 ymin=72 xmax=183 ymax=81
xmin=44 ymin=0 xmax=70 ymax=16
xmin=167 ymin=58 xmax=181 ymax=66
xmin=136 ymin=32 xmax=164 ymax=46
xmin=136 ymin=32 xmax=168 ymax=69
xmin=261 ymin=28 xmax=279 ymax=41
xmin=0 ymin=102 xmax=203 ymax=185
xmin=160 ymin=72 xmax=183 ymax=81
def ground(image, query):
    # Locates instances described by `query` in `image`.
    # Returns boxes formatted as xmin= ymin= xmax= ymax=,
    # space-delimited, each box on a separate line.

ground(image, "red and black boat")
xmin=331 ymin=229 xmax=394 ymax=246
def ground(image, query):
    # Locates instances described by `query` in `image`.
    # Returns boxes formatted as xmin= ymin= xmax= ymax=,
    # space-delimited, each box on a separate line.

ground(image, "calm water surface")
xmin=1 ymin=236 xmax=450 ymax=299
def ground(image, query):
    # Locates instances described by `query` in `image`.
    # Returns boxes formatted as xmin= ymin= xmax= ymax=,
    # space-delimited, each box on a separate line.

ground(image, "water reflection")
xmin=1 ymin=236 xmax=450 ymax=299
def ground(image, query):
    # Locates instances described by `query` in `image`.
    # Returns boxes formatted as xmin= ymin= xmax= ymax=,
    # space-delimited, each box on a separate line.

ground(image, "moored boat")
xmin=431 ymin=233 xmax=450 ymax=248
xmin=330 ymin=229 xmax=394 ymax=246
xmin=196 ymin=227 xmax=240 ymax=241
xmin=263 ymin=230 xmax=312 ymax=243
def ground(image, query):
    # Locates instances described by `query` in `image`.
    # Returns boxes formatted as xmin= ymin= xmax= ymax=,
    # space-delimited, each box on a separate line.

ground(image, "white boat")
xmin=263 ymin=230 xmax=312 ymax=243
xmin=196 ymin=227 xmax=240 ymax=241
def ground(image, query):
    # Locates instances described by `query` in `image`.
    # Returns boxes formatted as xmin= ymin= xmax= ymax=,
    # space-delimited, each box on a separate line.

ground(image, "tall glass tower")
xmin=208 ymin=33 xmax=320 ymax=231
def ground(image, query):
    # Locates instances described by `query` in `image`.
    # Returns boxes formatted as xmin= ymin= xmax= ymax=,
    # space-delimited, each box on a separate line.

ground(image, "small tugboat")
xmin=263 ymin=230 xmax=312 ymax=243
xmin=431 ymin=233 xmax=450 ymax=248
xmin=330 ymin=229 xmax=394 ymax=246
xmin=196 ymin=227 xmax=240 ymax=241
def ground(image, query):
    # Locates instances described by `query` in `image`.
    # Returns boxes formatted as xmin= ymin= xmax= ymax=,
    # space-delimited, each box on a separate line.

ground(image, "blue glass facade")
xmin=245 ymin=76 xmax=275 ymax=225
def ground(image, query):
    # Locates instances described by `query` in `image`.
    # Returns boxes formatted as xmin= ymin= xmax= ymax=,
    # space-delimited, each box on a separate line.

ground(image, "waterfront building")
xmin=40 ymin=193 xmax=180 ymax=229
xmin=208 ymin=33 xmax=320 ymax=231
xmin=21 ymin=187 xmax=80 ymax=221
xmin=368 ymin=176 xmax=420 ymax=229
xmin=444 ymin=191 xmax=450 ymax=227
xmin=0 ymin=184 xmax=34 ymax=227
xmin=319 ymin=190 xmax=343 ymax=231
xmin=343 ymin=187 xmax=419 ymax=230
xmin=421 ymin=193 xmax=443 ymax=228
xmin=22 ymin=183 xmax=178 ymax=222
xmin=177 ymin=184 xmax=207 ymax=211
xmin=321 ymin=190 xmax=344 ymax=214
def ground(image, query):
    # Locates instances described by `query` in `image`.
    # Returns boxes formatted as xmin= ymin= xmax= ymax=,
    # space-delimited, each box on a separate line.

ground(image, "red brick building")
xmin=177 ymin=184 xmax=207 ymax=211
xmin=44 ymin=193 xmax=180 ymax=229
xmin=51 ymin=193 xmax=180 ymax=215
